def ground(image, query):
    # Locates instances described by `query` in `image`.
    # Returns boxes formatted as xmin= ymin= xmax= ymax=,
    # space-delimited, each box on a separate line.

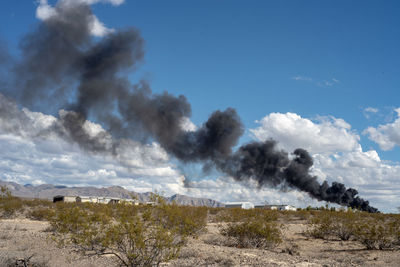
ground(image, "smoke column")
xmin=0 ymin=1 xmax=377 ymax=212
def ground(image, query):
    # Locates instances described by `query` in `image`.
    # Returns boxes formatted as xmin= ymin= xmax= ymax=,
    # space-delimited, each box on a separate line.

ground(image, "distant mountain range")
xmin=0 ymin=180 xmax=223 ymax=207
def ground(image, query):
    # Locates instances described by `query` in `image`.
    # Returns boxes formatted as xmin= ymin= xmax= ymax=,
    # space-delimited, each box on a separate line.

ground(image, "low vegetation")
xmin=215 ymin=207 xmax=279 ymax=223
xmin=1 ymin=186 xmax=400 ymax=266
xmin=354 ymin=214 xmax=400 ymax=250
xmin=47 ymin=197 xmax=208 ymax=267
xmin=0 ymin=186 xmax=24 ymax=218
xmin=216 ymin=208 xmax=282 ymax=249
xmin=220 ymin=219 xmax=282 ymax=249
xmin=306 ymin=209 xmax=400 ymax=250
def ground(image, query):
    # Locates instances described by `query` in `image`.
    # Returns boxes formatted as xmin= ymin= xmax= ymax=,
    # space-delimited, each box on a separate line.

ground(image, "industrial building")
xmin=224 ymin=202 xmax=255 ymax=209
xmin=53 ymin=195 xmax=139 ymax=205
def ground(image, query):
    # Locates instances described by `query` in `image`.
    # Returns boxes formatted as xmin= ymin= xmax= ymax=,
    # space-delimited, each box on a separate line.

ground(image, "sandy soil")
xmin=0 ymin=218 xmax=399 ymax=266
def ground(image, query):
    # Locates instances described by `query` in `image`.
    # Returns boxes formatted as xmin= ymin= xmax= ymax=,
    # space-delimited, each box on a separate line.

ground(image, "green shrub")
xmin=220 ymin=219 xmax=282 ymax=249
xmin=208 ymin=207 xmax=223 ymax=215
xmin=27 ymin=207 xmax=55 ymax=221
xmin=104 ymin=211 xmax=182 ymax=266
xmin=306 ymin=211 xmax=336 ymax=239
xmin=306 ymin=210 xmax=400 ymax=249
xmin=49 ymin=196 xmax=206 ymax=266
xmin=216 ymin=208 xmax=278 ymax=223
xmin=154 ymin=204 xmax=208 ymax=237
xmin=334 ymin=211 xmax=358 ymax=241
xmin=22 ymin=198 xmax=52 ymax=208
xmin=306 ymin=210 xmax=359 ymax=240
xmin=294 ymin=209 xmax=311 ymax=220
xmin=354 ymin=216 xmax=400 ymax=250
xmin=0 ymin=186 xmax=24 ymax=218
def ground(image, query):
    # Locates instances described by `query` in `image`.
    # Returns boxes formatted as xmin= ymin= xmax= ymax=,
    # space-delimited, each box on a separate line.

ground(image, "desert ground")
xmin=0 ymin=215 xmax=399 ymax=267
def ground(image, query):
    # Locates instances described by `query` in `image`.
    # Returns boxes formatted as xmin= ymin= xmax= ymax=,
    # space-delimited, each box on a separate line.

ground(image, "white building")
xmin=224 ymin=202 xmax=255 ymax=209
xmin=53 ymin=195 xmax=139 ymax=205
xmin=277 ymin=205 xmax=297 ymax=211
xmin=76 ymin=196 xmax=99 ymax=203
xmin=53 ymin=195 xmax=78 ymax=203
xmin=256 ymin=204 xmax=296 ymax=211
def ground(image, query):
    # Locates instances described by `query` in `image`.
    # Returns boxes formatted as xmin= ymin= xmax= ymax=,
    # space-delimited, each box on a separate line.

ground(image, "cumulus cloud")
xmin=311 ymin=150 xmax=400 ymax=212
xmin=2 ymin=91 xmax=400 ymax=211
xmin=363 ymin=108 xmax=400 ymax=151
xmin=0 ymin=93 xmax=182 ymax=193
xmin=250 ymin=111 xmax=400 ymax=213
xmin=36 ymin=0 xmax=124 ymax=37
xmin=250 ymin=112 xmax=360 ymax=154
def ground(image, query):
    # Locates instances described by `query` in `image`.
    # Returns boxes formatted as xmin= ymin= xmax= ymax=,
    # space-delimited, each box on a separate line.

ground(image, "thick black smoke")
xmin=220 ymin=143 xmax=378 ymax=212
xmin=0 ymin=2 xmax=377 ymax=212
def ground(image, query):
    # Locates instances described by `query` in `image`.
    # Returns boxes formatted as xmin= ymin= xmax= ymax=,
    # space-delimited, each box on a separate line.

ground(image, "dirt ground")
xmin=0 ymin=218 xmax=399 ymax=266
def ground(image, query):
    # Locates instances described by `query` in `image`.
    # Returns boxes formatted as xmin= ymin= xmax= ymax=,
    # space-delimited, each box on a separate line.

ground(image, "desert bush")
xmin=0 ymin=254 xmax=49 ymax=267
xmin=306 ymin=210 xmax=400 ymax=249
xmin=354 ymin=216 xmax=400 ymax=250
xmin=154 ymin=203 xmax=208 ymax=237
xmin=279 ymin=210 xmax=299 ymax=222
xmin=49 ymin=197 xmax=205 ymax=266
xmin=27 ymin=207 xmax=56 ymax=221
xmin=306 ymin=210 xmax=359 ymax=240
xmin=216 ymin=207 xmax=278 ymax=223
xmin=22 ymin=198 xmax=52 ymax=208
xmin=334 ymin=211 xmax=358 ymax=241
xmin=208 ymin=207 xmax=223 ymax=215
xmin=220 ymin=219 xmax=282 ymax=249
xmin=293 ymin=209 xmax=311 ymax=220
xmin=216 ymin=207 xmax=281 ymax=249
xmin=207 ymin=207 xmax=224 ymax=223
xmin=216 ymin=208 xmax=252 ymax=222
xmin=306 ymin=211 xmax=336 ymax=239
xmin=0 ymin=186 xmax=24 ymax=218
xmin=104 ymin=210 xmax=183 ymax=267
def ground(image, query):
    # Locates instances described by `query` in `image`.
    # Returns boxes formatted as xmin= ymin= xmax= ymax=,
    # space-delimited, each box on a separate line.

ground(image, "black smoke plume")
xmin=0 ymin=1 xmax=377 ymax=212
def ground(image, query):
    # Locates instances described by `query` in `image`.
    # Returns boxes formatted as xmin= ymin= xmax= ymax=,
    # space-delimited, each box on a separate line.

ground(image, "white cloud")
xmin=63 ymin=0 xmax=124 ymax=5
xmin=291 ymin=75 xmax=312 ymax=82
xmin=0 ymin=125 xmax=187 ymax=197
xmin=364 ymin=107 xmax=379 ymax=114
xmin=0 ymin=95 xmax=341 ymax=209
xmin=363 ymin=107 xmax=379 ymax=119
xmin=36 ymin=0 xmax=124 ymax=37
xmin=0 ymin=93 xmax=184 ymax=197
xmin=250 ymin=111 xmax=400 ymax=213
xmin=2 ymin=92 xmax=400 ymax=212
xmin=36 ymin=0 xmax=57 ymax=20
xmin=291 ymin=76 xmax=340 ymax=87
xmin=179 ymin=117 xmax=197 ymax=132
xmin=250 ymin=112 xmax=359 ymax=154
xmin=363 ymin=108 xmax=400 ymax=150
xmin=89 ymin=15 xmax=114 ymax=36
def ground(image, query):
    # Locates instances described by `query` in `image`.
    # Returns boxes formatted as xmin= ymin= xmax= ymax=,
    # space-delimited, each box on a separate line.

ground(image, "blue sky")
xmin=1 ymin=0 xmax=400 ymax=212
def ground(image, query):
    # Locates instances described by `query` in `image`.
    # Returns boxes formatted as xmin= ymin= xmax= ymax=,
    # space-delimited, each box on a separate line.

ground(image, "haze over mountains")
xmin=0 ymin=180 xmax=223 ymax=207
